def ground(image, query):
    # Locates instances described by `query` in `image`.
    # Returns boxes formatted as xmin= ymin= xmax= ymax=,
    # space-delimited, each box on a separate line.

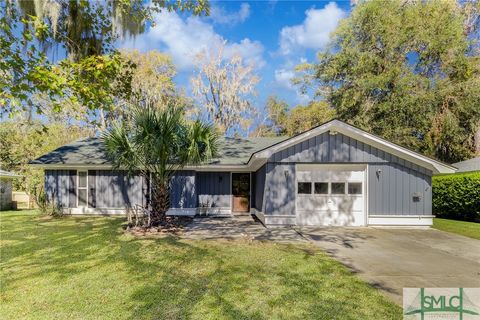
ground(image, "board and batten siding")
xmin=253 ymin=165 xmax=266 ymax=211
xmin=95 ymin=170 xmax=145 ymax=208
xmin=263 ymin=132 xmax=433 ymax=217
xmin=368 ymin=163 xmax=431 ymax=216
xmin=263 ymin=163 xmax=296 ymax=216
xmin=45 ymin=170 xmax=71 ymax=208
xmin=196 ymin=172 xmax=231 ymax=208
xmin=45 ymin=170 xmax=147 ymax=209
xmin=169 ymin=171 xmax=196 ymax=208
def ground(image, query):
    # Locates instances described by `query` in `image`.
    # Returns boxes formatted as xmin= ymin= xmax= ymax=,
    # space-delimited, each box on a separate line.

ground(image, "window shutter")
xmin=68 ymin=170 xmax=77 ymax=208
xmin=88 ymin=170 xmax=96 ymax=208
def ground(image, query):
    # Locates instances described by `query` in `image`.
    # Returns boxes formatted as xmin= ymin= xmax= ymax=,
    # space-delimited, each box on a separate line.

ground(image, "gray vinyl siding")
xmin=254 ymin=165 xmax=266 ymax=211
xmin=169 ymin=171 xmax=196 ymax=208
xmin=264 ymin=163 xmax=296 ymax=215
xmin=45 ymin=170 xmax=146 ymax=209
xmin=45 ymin=170 xmax=71 ymax=208
xmin=96 ymin=171 xmax=144 ymax=208
xmin=368 ymin=163 xmax=432 ymax=216
xmin=270 ymin=132 xmax=432 ymax=176
xmin=265 ymin=132 xmax=433 ymax=217
xmin=196 ymin=172 xmax=231 ymax=208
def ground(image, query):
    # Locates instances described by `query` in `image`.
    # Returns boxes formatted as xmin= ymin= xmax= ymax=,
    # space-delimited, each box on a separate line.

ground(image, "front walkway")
xmin=181 ymin=215 xmax=306 ymax=243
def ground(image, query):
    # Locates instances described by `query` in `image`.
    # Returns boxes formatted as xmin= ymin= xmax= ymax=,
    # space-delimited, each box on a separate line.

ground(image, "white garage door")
xmin=296 ymin=165 xmax=366 ymax=226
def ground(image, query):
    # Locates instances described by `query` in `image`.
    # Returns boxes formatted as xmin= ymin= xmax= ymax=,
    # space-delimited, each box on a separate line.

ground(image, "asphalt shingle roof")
xmin=30 ymin=136 xmax=288 ymax=166
xmin=452 ymin=157 xmax=480 ymax=173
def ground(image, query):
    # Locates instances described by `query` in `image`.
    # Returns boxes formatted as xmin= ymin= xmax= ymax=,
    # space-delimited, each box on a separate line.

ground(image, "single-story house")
xmin=452 ymin=156 xmax=480 ymax=173
xmin=0 ymin=169 xmax=21 ymax=211
xmin=30 ymin=120 xmax=455 ymax=226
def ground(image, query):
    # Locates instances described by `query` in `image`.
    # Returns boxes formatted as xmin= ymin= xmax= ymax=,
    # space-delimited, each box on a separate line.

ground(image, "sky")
xmin=120 ymin=0 xmax=352 ymax=117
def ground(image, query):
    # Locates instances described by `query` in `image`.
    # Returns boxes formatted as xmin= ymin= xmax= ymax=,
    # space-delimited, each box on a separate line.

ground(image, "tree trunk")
xmin=99 ymin=109 xmax=107 ymax=130
xmin=150 ymin=178 xmax=170 ymax=226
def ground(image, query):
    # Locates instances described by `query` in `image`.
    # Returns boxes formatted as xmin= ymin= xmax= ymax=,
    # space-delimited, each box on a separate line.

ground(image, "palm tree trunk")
xmin=150 ymin=178 xmax=170 ymax=225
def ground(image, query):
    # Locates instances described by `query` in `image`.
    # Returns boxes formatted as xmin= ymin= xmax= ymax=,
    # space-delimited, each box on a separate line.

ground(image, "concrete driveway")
xmin=297 ymin=227 xmax=480 ymax=304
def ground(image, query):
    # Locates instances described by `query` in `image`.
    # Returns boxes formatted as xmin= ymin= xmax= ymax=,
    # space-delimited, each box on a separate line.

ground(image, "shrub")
xmin=34 ymin=188 xmax=63 ymax=217
xmin=432 ymin=171 xmax=480 ymax=222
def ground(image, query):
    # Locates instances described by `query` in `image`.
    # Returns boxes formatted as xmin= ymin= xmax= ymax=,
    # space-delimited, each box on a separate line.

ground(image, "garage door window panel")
xmin=348 ymin=182 xmax=362 ymax=195
xmin=331 ymin=182 xmax=346 ymax=194
xmin=314 ymin=182 xmax=328 ymax=194
xmin=298 ymin=182 xmax=312 ymax=194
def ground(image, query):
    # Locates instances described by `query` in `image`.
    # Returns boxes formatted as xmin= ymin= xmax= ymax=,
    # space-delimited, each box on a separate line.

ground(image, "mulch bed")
xmin=125 ymin=216 xmax=193 ymax=235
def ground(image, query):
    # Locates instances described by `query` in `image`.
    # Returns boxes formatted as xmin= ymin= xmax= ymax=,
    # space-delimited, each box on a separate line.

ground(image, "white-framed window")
xmin=77 ymin=171 xmax=88 ymax=207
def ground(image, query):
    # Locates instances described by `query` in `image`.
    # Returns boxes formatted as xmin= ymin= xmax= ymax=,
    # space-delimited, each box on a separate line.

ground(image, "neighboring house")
xmin=30 ymin=120 xmax=455 ymax=226
xmin=0 ymin=170 xmax=21 ymax=211
xmin=452 ymin=157 xmax=480 ymax=173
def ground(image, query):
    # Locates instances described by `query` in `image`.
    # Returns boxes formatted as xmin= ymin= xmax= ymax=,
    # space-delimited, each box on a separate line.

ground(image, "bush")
xmin=35 ymin=188 xmax=63 ymax=217
xmin=432 ymin=171 xmax=480 ymax=222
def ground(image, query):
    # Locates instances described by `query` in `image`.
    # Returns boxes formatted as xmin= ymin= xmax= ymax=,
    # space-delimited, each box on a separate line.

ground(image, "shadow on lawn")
xmin=0 ymin=213 xmax=400 ymax=319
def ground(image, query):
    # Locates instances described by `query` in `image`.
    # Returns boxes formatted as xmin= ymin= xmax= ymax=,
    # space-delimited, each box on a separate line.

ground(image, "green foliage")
xmin=35 ymin=188 xmax=63 ymax=217
xmin=254 ymin=96 xmax=336 ymax=137
xmin=285 ymin=101 xmax=336 ymax=136
xmin=0 ymin=4 xmax=64 ymax=115
xmin=0 ymin=121 xmax=93 ymax=195
xmin=120 ymin=49 xmax=177 ymax=108
xmin=56 ymin=53 xmax=135 ymax=127
xmin=432 ymin=171 xmax=480 ymax=222
xmin=13 ymin=0 xmax=210 ymax=61
xmin=103 ymin=103 xmax=218 ymax=223
xmin=298 ymin=0 xmax=480 ymax=162
xmin=1 ymin=0 xmax=209 ymax=118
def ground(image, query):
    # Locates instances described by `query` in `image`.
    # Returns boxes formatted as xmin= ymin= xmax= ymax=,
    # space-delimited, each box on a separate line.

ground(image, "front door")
xmin=232 ymin=173 xmax=250 ymax=213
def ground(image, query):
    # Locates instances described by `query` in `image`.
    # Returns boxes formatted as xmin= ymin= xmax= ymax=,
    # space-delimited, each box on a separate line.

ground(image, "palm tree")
xmin=102 ymin=104 xmax=218 ymax=226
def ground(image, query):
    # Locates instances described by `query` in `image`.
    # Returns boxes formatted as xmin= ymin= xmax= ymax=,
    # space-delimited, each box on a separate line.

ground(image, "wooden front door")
xmin=232 ymin=173 xmax=250 ymax=213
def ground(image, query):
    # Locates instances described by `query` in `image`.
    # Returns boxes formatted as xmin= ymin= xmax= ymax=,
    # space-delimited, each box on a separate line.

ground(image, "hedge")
xmin=432 ymin=171 xmax=480 ymax=222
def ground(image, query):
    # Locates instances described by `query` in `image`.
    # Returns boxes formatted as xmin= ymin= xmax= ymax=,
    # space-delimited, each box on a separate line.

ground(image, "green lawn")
xmin=0 ymin=210 xmax=401 ymax=319
xmin=433 ymin=218 xmax=480 ymax=240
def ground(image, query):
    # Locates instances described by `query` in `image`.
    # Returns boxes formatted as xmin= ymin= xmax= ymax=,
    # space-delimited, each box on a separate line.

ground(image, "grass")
xmin=433 ymin=218 xmax=480 ymax=240
xmin=0 ymin=210 xmax=401 ymax=320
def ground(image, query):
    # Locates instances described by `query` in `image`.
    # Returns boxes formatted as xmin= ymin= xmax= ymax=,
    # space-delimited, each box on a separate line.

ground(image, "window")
xmin=314 ymin=182 xmax=328 ymax=194
xmin=297 ymin=182 xmax=312 ymax=194
xmin=348 ymin=182 xmax=362 ymax=195
xmin=77 ymin=171 xmax=88 ymax=207
xmin=331 ymin=182 xmax=346 ymax=194
xmin=78 ymin=171 xmax=87 ymax=188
